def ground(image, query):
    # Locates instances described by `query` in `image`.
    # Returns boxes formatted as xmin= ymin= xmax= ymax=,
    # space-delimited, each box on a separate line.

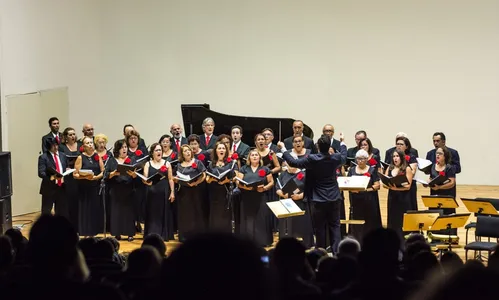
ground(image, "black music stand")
xmin=461 ymin=198 xmax=499 ymax=216
xmin=402 ymin=211 xmax=440 ymax=235
xmin=421 ymin=195 xmax=459 ymax=210
xmin=430 ymin=213 xmax=471 ymax=251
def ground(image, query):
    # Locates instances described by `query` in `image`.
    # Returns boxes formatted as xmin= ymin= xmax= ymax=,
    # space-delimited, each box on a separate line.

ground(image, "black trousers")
xmin=41 ymin=185 xmax=69 ymax=219
xmin=311 ymin=200 xmax=341 ymax=254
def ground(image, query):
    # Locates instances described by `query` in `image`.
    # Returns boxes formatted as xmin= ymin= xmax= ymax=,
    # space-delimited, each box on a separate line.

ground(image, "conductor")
xmin=282 ymin=134 xmax=347 ymax=254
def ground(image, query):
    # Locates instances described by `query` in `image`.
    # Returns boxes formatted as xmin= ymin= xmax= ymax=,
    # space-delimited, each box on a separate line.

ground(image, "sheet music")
xmin=176 ymin=172 xmax=191 ymax=181
xmin=79 ymin=169 xmax=94 ymax=175
xmin=280 ymin=199 xmax=303 ymax=214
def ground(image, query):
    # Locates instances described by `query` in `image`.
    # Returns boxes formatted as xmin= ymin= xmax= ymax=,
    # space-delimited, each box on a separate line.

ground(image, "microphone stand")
xmin=99 ymin=158 xmax=110 ymax=238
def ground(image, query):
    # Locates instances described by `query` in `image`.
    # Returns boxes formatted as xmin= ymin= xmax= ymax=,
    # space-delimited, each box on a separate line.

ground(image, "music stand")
xmin=461 ymin=198 xmax=499 ymax=215
xmin=430 ymin=213 xmax=471 ymax=251
xmin=402 ymin=211 xmax=440 ymax=235
xmin=422 ymin=195 xmax=459 ymax=209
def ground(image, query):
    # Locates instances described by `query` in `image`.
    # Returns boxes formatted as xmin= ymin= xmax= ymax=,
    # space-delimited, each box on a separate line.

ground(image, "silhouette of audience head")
xmin=162 ymin=232 xmax=270 ymax=300
xmin=142 ymin=233 xmax=166 ymax=257
xmin=4 ymin=228 xmax=27 ymax=263
xmin=338 ymin=237 xmax=361 ymax=258
xmin=126 ymin=246 xmax=162 ymax=278
xmin=0 ymin=235 xmax=14 ymax=271
xmin=440 ymin=251 xmax=463 ymax=274
xmin=307 ymin=248 xmax=328 ymax=271
xmin=273 ymin=237 xmax=308 ymax=274
xmin=359 ymin=228 xmax=401 ymax=276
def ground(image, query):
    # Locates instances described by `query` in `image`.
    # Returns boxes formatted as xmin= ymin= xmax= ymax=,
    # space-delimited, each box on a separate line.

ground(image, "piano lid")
xmin=181 ymin=104 xmax=314 ymax=146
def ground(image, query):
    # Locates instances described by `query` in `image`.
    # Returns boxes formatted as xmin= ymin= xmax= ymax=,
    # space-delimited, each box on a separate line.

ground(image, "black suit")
xmin=41 ymin=132 xmax=62 ymax=153
xmin=233 ymin=141 xmax=250 ymax=160
xmin=171 ymin=136 xmax=188 ymax=153
xmin=347 ymin=146 xmax=381 ymax=161
xmin=284 ymin=135 xmax=317 ymax=154
xmin=38 ymin=151 xmax=69 ymax=218
xmin=283 ymin=144 xmax=347 ymax=253
xmin=384 ymin=147 xmax=419 ymax=164
xmin=426 ymin=147 xmax=461 ymax=174
xmin=330 ymin=138 xmax=341 ymax=152
xmin=198 ymin=134 xmax=218 ymax=151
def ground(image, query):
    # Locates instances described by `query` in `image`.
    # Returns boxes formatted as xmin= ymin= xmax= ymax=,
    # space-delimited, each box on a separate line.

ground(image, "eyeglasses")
xmin=356 ymin=157 xmax=367 ymax=161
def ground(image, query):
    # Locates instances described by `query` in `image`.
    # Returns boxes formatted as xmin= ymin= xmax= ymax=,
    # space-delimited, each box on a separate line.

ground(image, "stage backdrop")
xmin=0 ymin=1 xmax=498 ymax=217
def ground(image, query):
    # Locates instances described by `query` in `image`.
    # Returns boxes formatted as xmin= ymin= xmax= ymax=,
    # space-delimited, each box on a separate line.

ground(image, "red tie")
xmin=55 ymin=135 xmax=60 ymax=144
xmin=54 ymin=153 xmax=62 ymax=186
xmin=233 ymin=144 xmax=236 ymax=153
xmin=176 ymin=139 xmax=180 ymax=152
xmin=205 ymin=135 xmax=210 ymax=147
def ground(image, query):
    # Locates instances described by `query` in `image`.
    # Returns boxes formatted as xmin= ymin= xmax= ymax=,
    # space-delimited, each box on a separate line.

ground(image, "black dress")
xmin=239 ymin=165 xmax=271 ymax=247
xmin=387 ymin=169 xmax=412 ymax=243
xmin=195 ymin=151 xmax=210 ymax=226
xmin=163 ymin=150 xmax=179 ymax=232
xmin=429 ymin=164 xmax=457 ymax=235
xmin=347 ymin=166 xmax=382 ymax=242
xmin=78 ymin=154 xmax=104 ymax=236
xmin=176 ymin=159 xmax=207 ymax=241
xmin=276 ymin=170 xmax=314 ymax=248
xmin=406 ymin=154 xmax=419 ymax=211
xmin=144 ymin=161 xmax=174 ymax=241
xmin=128 ymin=147 xmax=148 ymax=225
xmin=261 ymin=151 xmax=279 ymax=243
xmin=365 ymin=154 xmax=383 ymax=235
xmin=107 ymin=157 xmax=136 ymax=237
xmin=206 ymin=161 xmax=237 ymax=233
xmin=59 ymin=143 xmax=79 ymax=229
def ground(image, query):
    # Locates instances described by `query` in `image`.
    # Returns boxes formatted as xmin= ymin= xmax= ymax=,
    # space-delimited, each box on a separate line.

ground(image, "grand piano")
xmin=181 ymin=104 xmax=315 ymax=146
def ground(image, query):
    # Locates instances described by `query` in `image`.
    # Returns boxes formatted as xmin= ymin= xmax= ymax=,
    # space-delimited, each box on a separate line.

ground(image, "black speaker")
xmin=0 ymin=197 xmax=12 ymax=234
xmin=0 ymin=152 xmax=12 ymax=198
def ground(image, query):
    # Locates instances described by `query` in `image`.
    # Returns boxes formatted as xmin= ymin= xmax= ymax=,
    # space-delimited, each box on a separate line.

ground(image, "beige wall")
xmin=1 ymin=0 xmax=498 ymax=200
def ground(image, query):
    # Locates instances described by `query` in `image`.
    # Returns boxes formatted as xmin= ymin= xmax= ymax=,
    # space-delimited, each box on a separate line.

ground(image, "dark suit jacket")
xmin=330 ymin=138 xmax=341 ymax=152
xmin=234 ymin=141 xmax=251 ymax=159
xmin=426 ymin=147 xmax=461 ymax=174
xmin=347 ymin=146 xmax=381 ymax=161
xmin=284 ymin=135 xmax=317 ymax=154
xmin=198 ymin=134 xmax=218 ymax=151
xmin=171 ymin=137 xmax=188 ymax=152
xmin=384 ymin=147 xmax=419 ymax=164
xmin=38 ymin=151 xmax=68 ymax=195
xmin=41 ymin=132 xmax=62 ymax=153
xmin=283 ymin=144 xmax=347 ymax=202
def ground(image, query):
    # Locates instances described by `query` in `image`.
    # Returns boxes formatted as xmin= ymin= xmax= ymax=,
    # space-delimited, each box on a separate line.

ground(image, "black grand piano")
xmin=181 ymin=104 xmax=315 ymax=146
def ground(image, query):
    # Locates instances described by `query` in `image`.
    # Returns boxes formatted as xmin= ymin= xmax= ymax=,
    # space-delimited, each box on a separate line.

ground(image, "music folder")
xmin=380 ymin=161 xmax=389 ymax=170
xmin=48 ymin=167 xmax=76 ymax=178
xmin=206 ymin=168 xmax=232 ymax=181
xmin=461 ymin=198 xmax=499 ymax=215
xmin=378 ymin=172 xmax=409 ymax=187
xmin=415 ymin=175 xmax=449 ymax=187
xmin=429 ymin=213 xmax=471 ymax=231
xmin=416 ymin=158 xmax=433 ymax=173
xmin=337 ymin=176 xmax=370 ymax=191
xmin=135 ymin=172 xmax=165 ymax=185
xmin=277 ymin=177 xmax=301 ymax=196
xmin=266 ymin=199 xmax=305 ymax=219
xmin=78 ymin=169 xmax=94 ymax=176
xmin=421 ymin=195 xmax=459 ymax=209
xmin=175 ymin=172 xmax=203 ymax=186
xmin=402 ymin=210 xmax=440 ymax=232
xmin=117 ymin=155 xmax=150 ymax=173
xmin=235 ymin=177 xmax=265 ymax=188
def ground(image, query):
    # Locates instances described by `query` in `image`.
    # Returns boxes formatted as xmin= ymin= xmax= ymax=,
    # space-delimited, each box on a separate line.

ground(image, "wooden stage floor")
xmin=11 ymin=184 xmax=499 ymax=259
